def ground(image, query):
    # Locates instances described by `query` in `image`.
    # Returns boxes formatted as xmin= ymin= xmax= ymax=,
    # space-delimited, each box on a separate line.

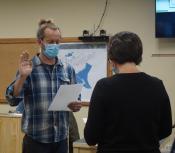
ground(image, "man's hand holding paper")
xmin=48 ymin=84 xmax=83 ymax=111
xmin=68 ymin=102 xmax=82 ymax=112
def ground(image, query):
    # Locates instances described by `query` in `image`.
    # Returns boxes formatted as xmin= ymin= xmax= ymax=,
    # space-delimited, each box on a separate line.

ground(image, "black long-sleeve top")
xmin=84 ymin=72 xmax=172 ymax=153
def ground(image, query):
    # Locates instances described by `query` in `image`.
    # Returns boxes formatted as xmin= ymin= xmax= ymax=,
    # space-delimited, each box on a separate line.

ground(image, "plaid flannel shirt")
xmin=6 ymin=55 xmax=76 ymax=143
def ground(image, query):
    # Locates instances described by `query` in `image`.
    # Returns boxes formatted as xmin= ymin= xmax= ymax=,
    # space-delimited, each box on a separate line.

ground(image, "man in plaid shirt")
xmin=6 ymin=19 xmax=81 ymax=153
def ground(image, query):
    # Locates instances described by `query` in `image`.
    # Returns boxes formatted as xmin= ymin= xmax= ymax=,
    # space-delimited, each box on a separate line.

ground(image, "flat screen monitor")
xmin=156 ymin=0 xmax=175 ymax=38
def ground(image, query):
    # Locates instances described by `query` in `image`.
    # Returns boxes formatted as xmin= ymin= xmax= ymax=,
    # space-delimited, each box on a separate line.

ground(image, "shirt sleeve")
xmin=16 ymin=101 xmax=24 ymax=113
xmin=5 ymin=73 xmax=27 ymax=106
xmin=67 ymin=64 xmax=81 ymax=100
xmin=66 ymin=63 xmax=76 ymax=84
xmin=84 ymin=80 xmax=105 ymax=146
xmin=158 ymin=81 xmax=172 ymax=140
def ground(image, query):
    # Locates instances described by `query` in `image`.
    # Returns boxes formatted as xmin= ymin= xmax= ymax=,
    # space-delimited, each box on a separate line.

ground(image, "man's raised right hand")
xmin=19 ymin=51 xmax=33 ymax=77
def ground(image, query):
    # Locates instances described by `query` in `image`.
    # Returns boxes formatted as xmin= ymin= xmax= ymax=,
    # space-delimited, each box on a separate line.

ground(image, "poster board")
xmin=59 ymin=42 xmax=108 ymax=102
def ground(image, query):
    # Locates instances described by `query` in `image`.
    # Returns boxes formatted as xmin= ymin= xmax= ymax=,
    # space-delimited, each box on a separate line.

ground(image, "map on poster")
xmin=59 ymin=43 xmax=107 ymax=101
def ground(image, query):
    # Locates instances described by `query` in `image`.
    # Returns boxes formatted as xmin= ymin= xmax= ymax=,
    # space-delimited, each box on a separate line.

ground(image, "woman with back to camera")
xmin=84 ymin=31 xmax=172 ymax=153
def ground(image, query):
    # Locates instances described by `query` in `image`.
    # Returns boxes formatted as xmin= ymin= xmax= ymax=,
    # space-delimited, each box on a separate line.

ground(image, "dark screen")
xmin=156 ymin=0 xmax=175 ymax=38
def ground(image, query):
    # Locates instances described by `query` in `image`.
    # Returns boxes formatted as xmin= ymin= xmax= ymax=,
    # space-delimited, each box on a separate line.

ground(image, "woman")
xmin=84 ymin=31 xmax=172 ymax=153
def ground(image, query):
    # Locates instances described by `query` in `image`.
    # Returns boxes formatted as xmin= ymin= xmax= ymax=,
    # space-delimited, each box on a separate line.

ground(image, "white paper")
xmin=48 ymin=84 xmax=83 ymax=111
xmin=83 ymin=117 xmax=87 ymax=123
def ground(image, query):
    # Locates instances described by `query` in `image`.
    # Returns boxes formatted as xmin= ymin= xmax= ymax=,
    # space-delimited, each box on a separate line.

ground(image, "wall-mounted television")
xmin=156 ymin=0 xmax=175 ymax=38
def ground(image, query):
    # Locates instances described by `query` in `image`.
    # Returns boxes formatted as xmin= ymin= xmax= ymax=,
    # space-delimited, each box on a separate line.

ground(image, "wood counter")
xmin=73 ymin=139 xmax=97 ymax=153
xmin=0 ymin=114 xmax=24 ymax=153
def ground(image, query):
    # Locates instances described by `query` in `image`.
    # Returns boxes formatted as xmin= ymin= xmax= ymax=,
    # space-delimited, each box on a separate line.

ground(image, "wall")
xmin=0 ymin=0 xmax=175 ymax=140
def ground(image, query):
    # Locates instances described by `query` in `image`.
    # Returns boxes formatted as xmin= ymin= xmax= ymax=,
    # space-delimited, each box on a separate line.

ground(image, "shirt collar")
xmin=32 ymin=54 xmax=63 ymax=67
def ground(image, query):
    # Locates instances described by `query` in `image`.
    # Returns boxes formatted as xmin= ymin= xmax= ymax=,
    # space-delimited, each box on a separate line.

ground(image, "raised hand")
xmin=18 ymin=51 xmax=33 ymax=77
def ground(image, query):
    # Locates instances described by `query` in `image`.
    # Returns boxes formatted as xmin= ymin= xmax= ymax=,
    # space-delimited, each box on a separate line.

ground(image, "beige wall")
xmin=0 ymin=0 xmax=175 ymax=139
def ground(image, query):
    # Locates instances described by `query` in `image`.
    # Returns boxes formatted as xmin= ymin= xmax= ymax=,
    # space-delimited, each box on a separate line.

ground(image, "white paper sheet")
xmin=83 ymin=117 xmax=87 ymax=123
xmin=48 ymin=84 xmax=83 ymax=111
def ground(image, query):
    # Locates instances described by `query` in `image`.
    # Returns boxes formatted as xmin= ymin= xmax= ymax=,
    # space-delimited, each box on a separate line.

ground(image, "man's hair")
xmin=108 ymin=31 xmax=143 ymax=65
xmin=36 ymin=19 xmax=60 ymax=40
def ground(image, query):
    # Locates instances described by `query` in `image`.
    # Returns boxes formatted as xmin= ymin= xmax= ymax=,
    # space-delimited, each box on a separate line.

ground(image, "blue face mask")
xmin=112 ymin=66 xmax=118 ymax=75
xmin=43 ymin=44 xmax=60 ymax=59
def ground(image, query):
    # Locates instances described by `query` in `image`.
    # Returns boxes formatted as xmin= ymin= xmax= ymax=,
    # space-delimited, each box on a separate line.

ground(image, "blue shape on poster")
xmin=76 ymin=63 xmax=92 ymax=89
xmin=65 ymin=52 xmax=74 ymax=57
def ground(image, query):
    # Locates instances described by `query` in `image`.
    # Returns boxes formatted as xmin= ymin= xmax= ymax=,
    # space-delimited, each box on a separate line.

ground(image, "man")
xmin=6 ymin=19 xmax=81 ymax=153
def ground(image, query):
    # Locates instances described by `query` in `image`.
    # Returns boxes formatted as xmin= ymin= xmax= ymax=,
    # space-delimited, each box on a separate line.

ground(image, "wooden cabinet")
xmin=0 ymin=115 xmax=24 ymax=153
xmin=73 ymin=139 xmax=97 ymax=153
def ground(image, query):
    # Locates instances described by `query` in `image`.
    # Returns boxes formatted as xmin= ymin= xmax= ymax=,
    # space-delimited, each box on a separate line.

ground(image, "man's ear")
xmin=37 ymin=39 xmax=42 ymax=45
